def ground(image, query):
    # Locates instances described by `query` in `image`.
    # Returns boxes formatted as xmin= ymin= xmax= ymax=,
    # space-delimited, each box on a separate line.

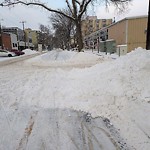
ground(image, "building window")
xmin=103 ymin=24 xmax=106 ymax=27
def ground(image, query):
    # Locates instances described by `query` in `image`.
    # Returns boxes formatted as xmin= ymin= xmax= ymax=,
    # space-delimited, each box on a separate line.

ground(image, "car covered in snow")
xmin=10 ymin=49 xmax=25 ymax=56
xmin=0 ymin=49 xmax=16 ymax=57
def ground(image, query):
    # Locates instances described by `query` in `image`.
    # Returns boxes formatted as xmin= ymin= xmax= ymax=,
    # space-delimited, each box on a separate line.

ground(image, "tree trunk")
xmin=146 ymin=0 xmax=150 ymax=50
xmin=75 ymin=19 xmax=83 ymax=52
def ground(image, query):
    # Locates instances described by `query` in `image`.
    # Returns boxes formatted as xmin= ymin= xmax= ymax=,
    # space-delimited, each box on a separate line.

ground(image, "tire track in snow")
xmin=16 ymin=111 xmax=38 ymax=150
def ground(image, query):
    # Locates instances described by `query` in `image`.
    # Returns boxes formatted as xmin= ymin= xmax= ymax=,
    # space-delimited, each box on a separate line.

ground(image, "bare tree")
xmin=0 ymin=0 xmax=131 ymax=51
xmin=50 ymin=9 xmax=75 ymax=50
xmin=38 ymin=24 xmax=53 ymax=50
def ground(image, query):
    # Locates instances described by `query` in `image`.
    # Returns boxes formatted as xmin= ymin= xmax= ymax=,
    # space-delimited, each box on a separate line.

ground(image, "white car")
xmin=0 ymin=49 xmax=16 ymax=57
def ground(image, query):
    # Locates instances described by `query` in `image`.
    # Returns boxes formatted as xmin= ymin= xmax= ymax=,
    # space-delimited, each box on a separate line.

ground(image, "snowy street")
xmin=0 ymin=49 xmax=150 ymax=150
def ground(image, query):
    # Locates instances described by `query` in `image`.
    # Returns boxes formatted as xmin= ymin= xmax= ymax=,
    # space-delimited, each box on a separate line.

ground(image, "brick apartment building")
xmin=81 ymin=16 xmax=112 ymax=38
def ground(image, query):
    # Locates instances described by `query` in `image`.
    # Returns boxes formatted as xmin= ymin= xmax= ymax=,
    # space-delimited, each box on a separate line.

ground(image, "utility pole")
xmin=146 ymin=0 xmax=150 ymax=50
xmin=20 ymin=21 xmax=26 ymax=49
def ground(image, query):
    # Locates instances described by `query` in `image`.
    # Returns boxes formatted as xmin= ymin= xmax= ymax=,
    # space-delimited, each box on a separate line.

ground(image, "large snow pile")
xmin=0 ymin=47 xmax=150 ymax=150
xmin=23 ymin=49 xmax=39 ymax=55
xmin=61 ymin=47 xmax=150 ymax=149
xmin=24 ymin=49 xmax=102 ymax=67
xmin=41 ymin=49 xmax=77 ymax=61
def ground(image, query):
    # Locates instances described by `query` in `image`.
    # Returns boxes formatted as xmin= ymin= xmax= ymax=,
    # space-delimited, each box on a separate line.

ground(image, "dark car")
xmin=10 ymin=49 xmax=25 ymax=56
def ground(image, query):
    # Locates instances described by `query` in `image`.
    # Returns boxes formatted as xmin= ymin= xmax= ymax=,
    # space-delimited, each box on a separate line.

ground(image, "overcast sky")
xmin=0 ymin=0 xmax=149 ymax=30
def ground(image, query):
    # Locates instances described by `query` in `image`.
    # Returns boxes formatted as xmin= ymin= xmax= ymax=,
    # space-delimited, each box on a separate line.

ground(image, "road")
xmin=0 ymin=107 xmax=129 ymax=150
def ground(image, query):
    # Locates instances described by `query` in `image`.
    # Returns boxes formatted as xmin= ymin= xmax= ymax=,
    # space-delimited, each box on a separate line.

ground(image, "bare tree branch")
xmin=0 ymin=0 xmax=76 ymax=20
xmin=78 ymin=0 xmax=92 ymax=19
xmin=65 ymin=0 xmax=74 ymax=16
xmin=74 ymin=0 xmax=80 ymax=5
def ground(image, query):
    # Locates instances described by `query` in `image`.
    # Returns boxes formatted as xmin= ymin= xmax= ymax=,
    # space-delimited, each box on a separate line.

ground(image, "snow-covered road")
xmin=0 ymin=49 xmax=150 ymax=150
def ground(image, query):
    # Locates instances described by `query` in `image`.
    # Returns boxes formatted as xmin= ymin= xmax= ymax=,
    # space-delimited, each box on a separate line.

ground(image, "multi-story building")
xmin=84 ymin=24 xmax=110 ymax=49
xmin=84 ymin=15 xmax=148 ymax=55
xmin=25 ymin=28 xmax=39 ymax=49
xmin=2 ymin=27 xmax=37 ymax=50
xmin=108 ymin=15 xmax=148 ymax=52
xmin=1 ymin=33 xmax=11 ymax=50
xmin=2 ymin=27 xmax=24 ymax=41
xmin=0 ymin=32 xmax=18 ymax=50
xmin=2 ymin=27 xmax=25 ymax=50
xmin=81 ymin=16 xmax=112 ymax=38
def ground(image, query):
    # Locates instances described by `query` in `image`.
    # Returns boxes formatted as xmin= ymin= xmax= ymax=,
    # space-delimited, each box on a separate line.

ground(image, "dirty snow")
xmin=0 ymin=48 xmax=150 ymax=150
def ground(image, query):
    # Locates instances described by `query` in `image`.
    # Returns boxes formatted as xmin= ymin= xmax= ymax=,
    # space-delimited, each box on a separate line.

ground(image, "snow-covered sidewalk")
xmin=0 ymin=48 xmax=150 ymax=150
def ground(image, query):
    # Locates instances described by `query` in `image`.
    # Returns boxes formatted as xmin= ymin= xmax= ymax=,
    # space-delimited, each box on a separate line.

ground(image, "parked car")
xmin=10 ymin=49 xmax=25 ymax=56
xmin=0 ymin=49 xmax=16 ymax=57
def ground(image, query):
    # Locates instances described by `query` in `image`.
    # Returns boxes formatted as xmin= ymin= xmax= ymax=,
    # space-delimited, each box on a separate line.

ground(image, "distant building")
xmin=10 ymin=33 xmax=18 ymax=50
xmin=84 ymin=25 xmax=110 ymax=49
xmin=1 ymin=32 xmax=18 ymax=50
xmin=2 ymin=27 xmax=24 ymax=41
xmin=1 ymin=33 xmax=11 ymax=50
xmin=108 ymin=15 xmax=148 ymax=52
xmin=25 ymin=28 xmax=39 ymax=49
xmin=31 ymin=30 xmax=40 ymax=49
xmin=84 ymin=15 xmax=148 ymax=54
xmin=81 ymin=16 xmax=112 ymax=38
xmin=2 ymin=27 xmax=25 ymax=50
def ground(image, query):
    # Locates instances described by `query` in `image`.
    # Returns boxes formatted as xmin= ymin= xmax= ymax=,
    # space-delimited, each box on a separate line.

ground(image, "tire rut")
xmin=16 ymin=111 xmax=38 ymax=150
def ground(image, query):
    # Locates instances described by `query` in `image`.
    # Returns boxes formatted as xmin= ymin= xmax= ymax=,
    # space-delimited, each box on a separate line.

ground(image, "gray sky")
xmin=0 ymin=0 xmax=149 ymax=30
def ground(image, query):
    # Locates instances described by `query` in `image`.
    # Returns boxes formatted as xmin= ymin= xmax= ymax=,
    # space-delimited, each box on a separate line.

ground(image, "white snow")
xmin=24 ymin=49 xmax=102 ymax=67
xmin=22 ymin=49 xmax=39 ymax=55
xmin=0 ymin=47 xmax=150 ymax=149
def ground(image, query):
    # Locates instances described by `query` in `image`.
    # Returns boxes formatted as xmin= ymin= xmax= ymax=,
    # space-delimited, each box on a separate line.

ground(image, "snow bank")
xmin=63 ymin=48 xmax=150 ymax=149
xmin=69 ymin=51 xmax=100 ymax=62
xmin=23 ymin=49 xmax=39 ymax=55
xmin=41 ymin=49 xmax=77 ymax=61
xmin=24 ymin=49 xmax=102 ymax=67
xmin=0 ymin=47 xmax=150 ymax=150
